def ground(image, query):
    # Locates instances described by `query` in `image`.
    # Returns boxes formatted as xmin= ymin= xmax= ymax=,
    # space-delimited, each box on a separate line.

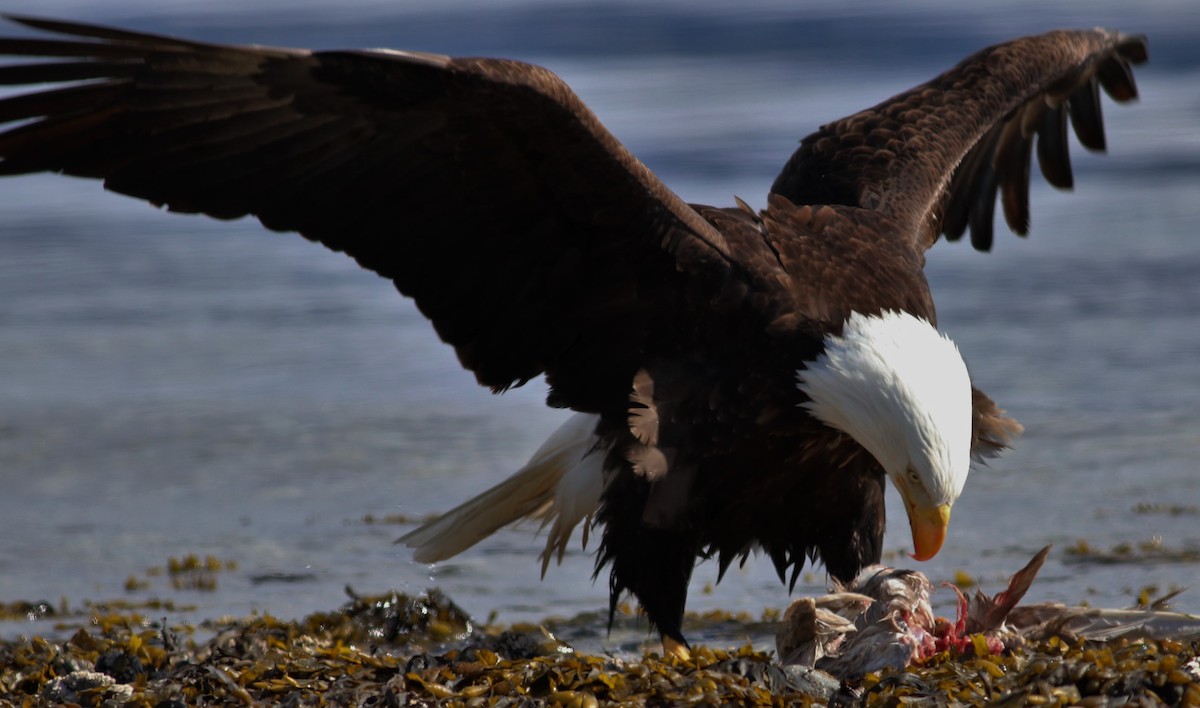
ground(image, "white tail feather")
xmin=535 ymin=432 xmax=605 ymax=576
xmin=398 ymin=413 xmax=604 ymax=572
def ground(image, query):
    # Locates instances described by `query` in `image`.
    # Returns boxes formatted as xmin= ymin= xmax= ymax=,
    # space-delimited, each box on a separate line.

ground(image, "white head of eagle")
xmin=796 ymin=310 xmax=973 ymax=561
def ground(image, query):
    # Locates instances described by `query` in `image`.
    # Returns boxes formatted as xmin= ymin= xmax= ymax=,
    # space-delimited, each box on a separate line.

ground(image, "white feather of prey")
xmin=398 ymin=412 xmax=605 ymax=575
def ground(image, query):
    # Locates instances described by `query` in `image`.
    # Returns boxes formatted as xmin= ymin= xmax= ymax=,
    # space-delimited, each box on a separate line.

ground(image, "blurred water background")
xmin=1 ymin=0 xmax=1198 ymax=651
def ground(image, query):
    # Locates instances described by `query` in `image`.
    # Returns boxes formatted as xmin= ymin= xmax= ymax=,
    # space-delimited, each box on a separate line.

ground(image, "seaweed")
xmin=0 ymin=587 xmax=1196 ymax=706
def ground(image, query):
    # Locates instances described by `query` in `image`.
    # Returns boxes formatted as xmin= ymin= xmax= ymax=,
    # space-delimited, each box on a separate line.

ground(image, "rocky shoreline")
xmin=2 ymin=587 xmax=1197 ymax=706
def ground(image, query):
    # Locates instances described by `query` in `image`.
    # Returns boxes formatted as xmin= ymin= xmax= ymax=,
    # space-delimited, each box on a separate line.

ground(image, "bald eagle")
xmin=0 ymin=18 xmax=1145 ymax=658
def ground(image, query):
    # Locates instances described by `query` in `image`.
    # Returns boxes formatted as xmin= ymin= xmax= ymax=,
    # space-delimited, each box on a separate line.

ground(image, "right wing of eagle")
xmin=0 ymin=16 xmax=738 ymax=414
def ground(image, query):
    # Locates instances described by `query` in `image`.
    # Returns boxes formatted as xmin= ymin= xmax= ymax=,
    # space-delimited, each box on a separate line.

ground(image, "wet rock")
xmin=43 ymin=670 xmax=134 ymax=704
xmin=96 ymin=648 xmax=146 ymax=682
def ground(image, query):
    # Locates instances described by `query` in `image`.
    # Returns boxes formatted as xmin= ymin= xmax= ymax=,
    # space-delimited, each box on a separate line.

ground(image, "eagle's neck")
xmin=794 ymin=310 xmax=972 ymax=504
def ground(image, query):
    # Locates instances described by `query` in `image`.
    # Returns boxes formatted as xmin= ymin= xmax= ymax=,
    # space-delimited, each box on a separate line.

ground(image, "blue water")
xmin=1 ymin=0 xmax=1198 ymax=652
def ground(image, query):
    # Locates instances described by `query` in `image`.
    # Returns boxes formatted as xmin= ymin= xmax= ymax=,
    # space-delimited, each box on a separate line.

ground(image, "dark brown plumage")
xmin=0 ymin=18 xmax=1146 ymax=653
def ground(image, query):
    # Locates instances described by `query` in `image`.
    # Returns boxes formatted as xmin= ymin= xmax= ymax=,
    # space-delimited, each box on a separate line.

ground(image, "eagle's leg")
xmin=602 ymin=522 xmax=698 ymax=660
xmin=818 ymin=470 xmax=889 ymax=584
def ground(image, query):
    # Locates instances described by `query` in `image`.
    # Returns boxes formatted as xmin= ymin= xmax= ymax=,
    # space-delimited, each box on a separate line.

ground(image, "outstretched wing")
xmin=0 ymin=16 xmax=735 ymax=411
xmin=770 ymin=29 xmax=1147 ymax=251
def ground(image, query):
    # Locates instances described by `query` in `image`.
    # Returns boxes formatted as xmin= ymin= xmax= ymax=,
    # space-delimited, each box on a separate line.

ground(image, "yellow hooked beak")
xmin=906 ymin=503 xmax=951 ymax=561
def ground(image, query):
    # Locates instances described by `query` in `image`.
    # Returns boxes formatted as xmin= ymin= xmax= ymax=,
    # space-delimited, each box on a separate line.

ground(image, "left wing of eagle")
xmin=771 ymin=28 xmax=1147 ymax=252
xmin=0 ymin=16 xmax=744 ymax=414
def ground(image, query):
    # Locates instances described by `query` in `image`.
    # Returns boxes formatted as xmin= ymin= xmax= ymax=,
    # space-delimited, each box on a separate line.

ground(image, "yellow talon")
xmin=662 ymin=635 xmax=691 ymax=661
